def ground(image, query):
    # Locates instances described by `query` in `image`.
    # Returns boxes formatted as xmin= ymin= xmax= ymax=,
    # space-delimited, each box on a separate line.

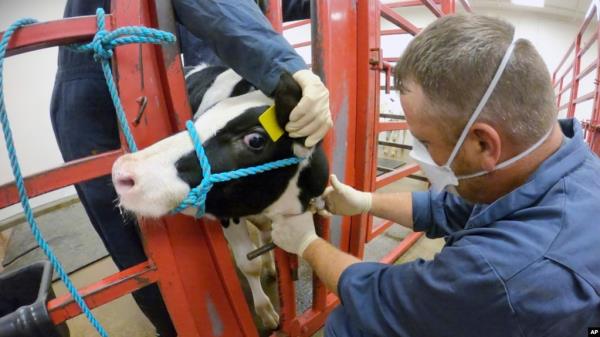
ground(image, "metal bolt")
xmin=133 ymin=96 xmax=148 ymax=126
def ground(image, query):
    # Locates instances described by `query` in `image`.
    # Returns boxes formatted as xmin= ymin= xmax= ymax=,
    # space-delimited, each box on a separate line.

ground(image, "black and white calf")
xmin=111 ymin=64 xmax=329 ymax=329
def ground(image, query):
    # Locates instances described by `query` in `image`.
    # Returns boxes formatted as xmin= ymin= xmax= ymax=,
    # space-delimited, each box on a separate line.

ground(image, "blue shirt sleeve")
xmin=412 ymin=190 xmax=474 ymax=238
xmin=337 ymin=244 xmax=520 ymax=337
xmin=172 ymin=0 xmax=307 ymax=95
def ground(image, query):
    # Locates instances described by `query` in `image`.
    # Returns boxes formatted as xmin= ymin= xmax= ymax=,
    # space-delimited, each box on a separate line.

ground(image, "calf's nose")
xmin=112 ymin=157 xmax=137 ymax=194
xmin=113 ymin=170 xmax=136 ymax=194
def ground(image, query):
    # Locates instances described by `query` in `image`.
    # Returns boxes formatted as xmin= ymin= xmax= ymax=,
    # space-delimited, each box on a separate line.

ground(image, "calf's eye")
xmin=243 ymin=132 xmax=267 ymax=150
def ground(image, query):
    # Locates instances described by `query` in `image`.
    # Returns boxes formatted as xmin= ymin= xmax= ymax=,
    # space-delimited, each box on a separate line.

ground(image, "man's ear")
xmin=471 ymin=122 xmax=502 ymax=172
xmin=272 ymin=72 xmax=302 ymax=131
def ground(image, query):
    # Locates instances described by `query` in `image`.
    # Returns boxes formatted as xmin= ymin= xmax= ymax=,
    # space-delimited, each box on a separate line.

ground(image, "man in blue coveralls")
xmin=51 ymin=1 xmax=328 ymax=336
xmin=271 ymin=14 xmax=600 ymax=337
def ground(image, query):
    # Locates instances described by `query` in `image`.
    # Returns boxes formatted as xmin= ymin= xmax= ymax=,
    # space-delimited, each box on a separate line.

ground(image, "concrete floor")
xmin=0 ymin=161 xmax=445 ymax=337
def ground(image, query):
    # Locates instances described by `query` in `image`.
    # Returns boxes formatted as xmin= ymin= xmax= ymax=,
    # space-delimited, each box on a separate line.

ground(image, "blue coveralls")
xmin=326 ymin=119 xmax=600 ymax=337
xmin=50 ymin=1 xmax=308 ymax=336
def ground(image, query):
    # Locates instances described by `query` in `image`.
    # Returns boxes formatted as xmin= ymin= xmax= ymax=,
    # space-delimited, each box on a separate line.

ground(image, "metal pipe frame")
xmin=265 ymin=1 xmax=458 ymax=335
xmin=1 ymin=1 xmax=258 ymax=336
xmin=0 ymin=1 xmax=462 ymax=336
xmin=553 ymin=1 xmax=600 ymax=155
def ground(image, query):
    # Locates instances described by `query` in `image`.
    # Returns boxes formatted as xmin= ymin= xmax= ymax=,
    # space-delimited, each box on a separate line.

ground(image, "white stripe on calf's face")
xmin=194 ymin=90 xmax=273 ymax=143
xmin=196 ymin=69 xmax=244 ymax=117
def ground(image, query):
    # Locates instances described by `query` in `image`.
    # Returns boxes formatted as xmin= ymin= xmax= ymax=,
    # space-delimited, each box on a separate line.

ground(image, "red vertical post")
xmin=352 ymin=0 xmax=381 ymax=258
xmin=311 ymin=0 xmax=357 ymax=313
xmin=589 ymin=23 xmax=600 ymax=154
xmin=111 ymin=1 xmax=259 ymax=336
xmin=262 ymin=4 xmax=301 ymax=334
xmin=265 ymin=0 xmax=284 ymax=33
xmin=568 ymin=32 xmax=583 ymax=118
xmin=557 ymin=77 xmax=564 ymax=109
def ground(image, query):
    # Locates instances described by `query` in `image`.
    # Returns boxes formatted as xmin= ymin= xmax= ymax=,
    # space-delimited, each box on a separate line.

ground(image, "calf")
xmin=111 ymin=64 xmax=329 ymax=329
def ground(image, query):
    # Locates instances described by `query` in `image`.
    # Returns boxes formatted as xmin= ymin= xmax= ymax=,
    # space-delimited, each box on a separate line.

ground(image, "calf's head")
xmin=112 ymin=72 xmax=309 ymax=219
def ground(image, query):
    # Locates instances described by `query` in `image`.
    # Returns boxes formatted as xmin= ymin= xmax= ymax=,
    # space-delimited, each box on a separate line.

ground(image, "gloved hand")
xmin=286 ymin=69 xmax=333 ymax=147
xmin=323 ymin=175 xmax=372 ymax=216
xmin=271 ymin=212 xmax=319 ymax=257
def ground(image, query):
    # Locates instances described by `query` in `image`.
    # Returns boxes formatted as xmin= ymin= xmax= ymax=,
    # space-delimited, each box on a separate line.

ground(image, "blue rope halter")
xmin=0 ymin=9 xmax=175 ymax=337
xmin=172 ymin=121 xmax=303 ymax=217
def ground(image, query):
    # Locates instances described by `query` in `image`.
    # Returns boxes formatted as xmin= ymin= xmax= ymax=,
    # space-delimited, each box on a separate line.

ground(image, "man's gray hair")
xmin=395 ymin=14 xmax=557 ymax=145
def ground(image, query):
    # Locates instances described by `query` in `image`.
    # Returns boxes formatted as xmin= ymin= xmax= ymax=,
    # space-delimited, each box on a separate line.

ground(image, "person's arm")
xmin=369 ymin=192 xmax=413 ymax=229
xmin=323 ymin=175 xmax=474 ymax=238
xmin=332 ymin=244 xmax=516 ymax=336
xmin=271 ymin=212 xmax=357 ymax=295
xmin=172 ymin=0 xmax=305 ymax=95
xmin=411 ymin=190 xmax=474 ymax=238
xmin=172 ymin=0 xmax=331 ymax=147
xmin=302 ymin=238 xmax=359 ymax=296
xmin=272 ymin=214 xmax=515 ymax=336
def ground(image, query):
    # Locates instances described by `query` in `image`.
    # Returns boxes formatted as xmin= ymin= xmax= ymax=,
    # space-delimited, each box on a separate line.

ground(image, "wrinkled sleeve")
xmin=412 ymin=190 xmax=474 ymax=238
xmin=336 ymin=244 xmax=516 ymax=337
xmin=172 ymin=0 xmax=307 ymax=95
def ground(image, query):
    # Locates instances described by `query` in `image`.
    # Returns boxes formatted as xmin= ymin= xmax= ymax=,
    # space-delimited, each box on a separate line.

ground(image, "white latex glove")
xmin=323 ymin=175 xmax=372 ymax=216
xmin=286 ymin=69 xmax=333 ymax=147
xmin=271 ymin=212 xmax=319 ymax=257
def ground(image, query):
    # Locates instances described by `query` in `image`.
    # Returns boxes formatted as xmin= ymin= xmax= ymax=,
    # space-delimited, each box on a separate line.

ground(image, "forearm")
xmin=302 ymin=238 xmax=360 ymax=296
xmin=369 ymin=192 xmax=413 ymax=230
xmin=173 ymin=0 xmax=306 ymax=94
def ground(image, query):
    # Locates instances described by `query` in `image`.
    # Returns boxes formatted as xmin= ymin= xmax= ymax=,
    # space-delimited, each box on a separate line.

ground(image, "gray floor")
xmin=2 ymin=202 xmax=108 ymax=278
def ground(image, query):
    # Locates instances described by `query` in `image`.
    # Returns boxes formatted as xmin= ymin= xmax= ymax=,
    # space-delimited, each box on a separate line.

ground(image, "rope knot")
xmin=91 ymin=30 xmax=113 ymax=61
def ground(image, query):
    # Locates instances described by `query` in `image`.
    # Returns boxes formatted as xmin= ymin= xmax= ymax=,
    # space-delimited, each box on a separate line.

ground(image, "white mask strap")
xmin=445 ymin=35 xmax=519 ymax=167
xmin=458 ymin=124 xmax=554 ymax=180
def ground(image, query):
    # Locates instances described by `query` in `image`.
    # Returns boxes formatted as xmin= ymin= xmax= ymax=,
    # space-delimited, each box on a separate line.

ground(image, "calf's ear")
xmin=272 ymin=72 xmax=302 ymax=129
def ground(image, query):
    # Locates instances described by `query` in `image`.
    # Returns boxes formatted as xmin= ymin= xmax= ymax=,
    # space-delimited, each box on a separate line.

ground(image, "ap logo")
xmin=589 ymin=328 xmax=600 ymax=336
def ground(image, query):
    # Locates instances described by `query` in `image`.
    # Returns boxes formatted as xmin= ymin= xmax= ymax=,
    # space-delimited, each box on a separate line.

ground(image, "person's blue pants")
xmin=50 ymin=75 xmax=176 ymax=337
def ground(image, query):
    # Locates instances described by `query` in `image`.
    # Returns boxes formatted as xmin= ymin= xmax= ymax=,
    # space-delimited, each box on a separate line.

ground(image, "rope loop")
xmin=172 ymin=121 xmax=304 ymax=218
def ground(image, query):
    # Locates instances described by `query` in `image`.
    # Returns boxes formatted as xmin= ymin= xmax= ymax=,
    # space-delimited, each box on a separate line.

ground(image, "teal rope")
xmin=69 ymin=8 xmax=176 ymax=152
xmin=0 ymin=17 xmax=110 ymax=337
xmin=67 ymin=10 xmax=303 ymax=219
xmin=0 ymin=9 xmax=175 ymax=337
xmin=171 ymin=121 xmax=303 ymax=217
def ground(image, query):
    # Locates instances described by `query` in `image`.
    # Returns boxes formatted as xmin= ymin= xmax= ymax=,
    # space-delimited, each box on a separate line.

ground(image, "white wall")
xmin=0 ymin=2 xmax=586 ymax=221
xmin=378 ymin=4 xmax=581 ymax=114
xmin=0 ymin=1 xmax=72 ymax=221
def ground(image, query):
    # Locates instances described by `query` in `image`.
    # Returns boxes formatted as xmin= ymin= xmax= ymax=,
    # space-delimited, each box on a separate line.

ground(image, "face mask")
xmin=409 ymin=36 xmax=553 ymax=194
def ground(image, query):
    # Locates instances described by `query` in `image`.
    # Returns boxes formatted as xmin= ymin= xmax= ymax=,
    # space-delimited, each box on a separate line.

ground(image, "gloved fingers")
xmin=323 ymin=186 xmax=339 ymax=214
xmin=289 ymin=82 xmax=329 ymax=119
xmin=289 ymin=114 xmax=327 ymax=139
xmin=317 ymin=208 xmax=333 ymax=217
xmin=330 ymin=174 xmax=347 ymax=191
xmin=304 ymin=121 xmax=331 ymax=147
xmin=292 ymin=69 xmax=321 ymax=86
xmin=307 ymin=201 xmax=319 ymax=214
xmin=286 ymin=107 xmax=318 ymax=131
xmin=322 ymin=185 xmax=335 ymax=197
xmin=324 ymin=197 xmax=337 ymax=215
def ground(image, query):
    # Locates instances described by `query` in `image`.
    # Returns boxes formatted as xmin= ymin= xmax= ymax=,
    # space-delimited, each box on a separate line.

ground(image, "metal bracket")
xmin=369 ymin=47 xmax=382 ymax=70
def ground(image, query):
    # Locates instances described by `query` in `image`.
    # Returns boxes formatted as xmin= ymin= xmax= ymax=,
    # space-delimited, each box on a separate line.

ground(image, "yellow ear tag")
xmin=258 ymin=105 xmax=285 ymax=142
